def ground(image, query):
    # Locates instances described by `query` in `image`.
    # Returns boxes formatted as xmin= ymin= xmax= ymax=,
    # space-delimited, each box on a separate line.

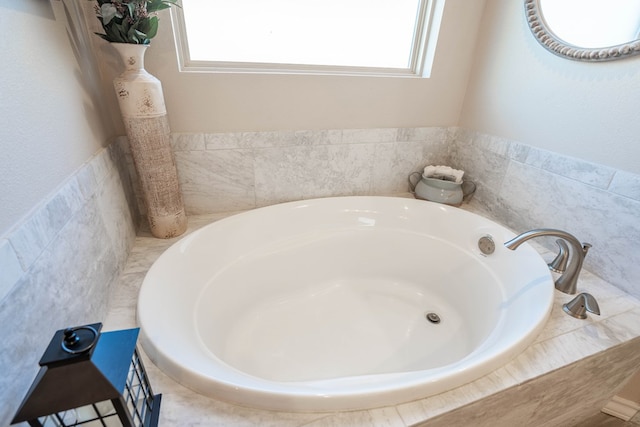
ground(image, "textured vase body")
xmin=112 ymin=43 xmax=187 ymax=238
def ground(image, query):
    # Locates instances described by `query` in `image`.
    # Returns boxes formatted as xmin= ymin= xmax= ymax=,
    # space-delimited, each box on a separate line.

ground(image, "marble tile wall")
xmin=450 ymin=128 xmax=640 ymax=299
xmin=122 ymin=127 xmax=453 ymax=216
xmin=0 ymin=141 xmax=138 ymax=426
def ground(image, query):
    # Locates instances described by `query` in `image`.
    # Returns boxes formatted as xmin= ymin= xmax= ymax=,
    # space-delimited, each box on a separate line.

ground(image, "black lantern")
xmin=12 ymin=323 xmax=161 ymax=427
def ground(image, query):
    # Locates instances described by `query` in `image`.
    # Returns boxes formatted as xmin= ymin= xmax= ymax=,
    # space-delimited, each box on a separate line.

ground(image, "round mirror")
xmin=525 ymin=0 xmax=640 ymax=61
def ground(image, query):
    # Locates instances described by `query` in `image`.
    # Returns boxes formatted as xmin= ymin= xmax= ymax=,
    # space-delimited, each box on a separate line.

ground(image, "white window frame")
xmin=171 ymin=0 xmax=445 ymax=78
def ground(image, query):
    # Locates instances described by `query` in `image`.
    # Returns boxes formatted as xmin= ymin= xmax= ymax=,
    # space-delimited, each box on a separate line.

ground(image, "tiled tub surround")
xmin=103 ymin=202 xmax=640 ymax=427
xmin=124 ymin=127 xmax=640 ymax=299
xmin=450 ymin=129 xmax=640 ymax=300
xmin=0 ymin=142 xmax=138 ymax=426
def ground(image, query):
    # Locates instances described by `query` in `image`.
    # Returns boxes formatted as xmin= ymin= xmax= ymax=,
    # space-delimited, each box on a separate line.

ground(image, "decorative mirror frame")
xmin=525 ymin=0 xmax=640 ymax=62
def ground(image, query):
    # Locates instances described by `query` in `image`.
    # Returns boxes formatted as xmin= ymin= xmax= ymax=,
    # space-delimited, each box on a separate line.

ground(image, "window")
xmin=172 ymin=0 xmax=444 ymax=77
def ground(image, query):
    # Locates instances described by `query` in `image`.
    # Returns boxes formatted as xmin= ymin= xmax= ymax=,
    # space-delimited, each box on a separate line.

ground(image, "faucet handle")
xmin=562 ymin=293 xmax=600 ymax=319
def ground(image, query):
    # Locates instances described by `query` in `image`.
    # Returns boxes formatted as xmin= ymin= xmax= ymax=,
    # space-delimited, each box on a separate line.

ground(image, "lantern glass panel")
xmin=124 ymin=349 xmax=156 ymax=426
xmin=36 ymin=401 xmax=120 ymax=426
xmin=37 ymin=409 xmax=77 ymax=427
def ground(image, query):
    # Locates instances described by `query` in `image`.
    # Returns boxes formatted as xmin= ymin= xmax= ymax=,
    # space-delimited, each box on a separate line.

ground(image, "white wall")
xmin=0 ymin=3 xmax=139 ymax=424
xmin=0 ymin=1 xmax=112 ymax=237
xmin=460 ymin=0 xmax=640 ymax=175
xmin=84 ymin=0 xmax=486 ymax=134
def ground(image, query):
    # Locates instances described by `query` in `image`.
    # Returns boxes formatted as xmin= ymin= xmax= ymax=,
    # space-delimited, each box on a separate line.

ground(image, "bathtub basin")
xmin=137 ymin=196 xmax=554 ymax=412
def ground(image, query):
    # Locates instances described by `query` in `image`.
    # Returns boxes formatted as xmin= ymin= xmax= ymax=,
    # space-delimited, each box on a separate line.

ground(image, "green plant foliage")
xmin=91 ymin=0 xmax=180 ymax=44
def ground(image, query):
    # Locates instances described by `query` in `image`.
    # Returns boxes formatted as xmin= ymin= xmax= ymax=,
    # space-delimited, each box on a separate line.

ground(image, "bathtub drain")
xmin=425 ymin=312 xmax=441 ymax=324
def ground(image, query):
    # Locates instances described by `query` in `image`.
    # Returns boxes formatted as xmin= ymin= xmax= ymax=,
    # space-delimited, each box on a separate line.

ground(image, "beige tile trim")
xmin=601 ymin=395 xmax=640 ymax=421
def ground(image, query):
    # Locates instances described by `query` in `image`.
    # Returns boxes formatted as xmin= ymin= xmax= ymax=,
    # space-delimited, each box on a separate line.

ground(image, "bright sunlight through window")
xmin=173 ymin=0 xmax=443 ymax=77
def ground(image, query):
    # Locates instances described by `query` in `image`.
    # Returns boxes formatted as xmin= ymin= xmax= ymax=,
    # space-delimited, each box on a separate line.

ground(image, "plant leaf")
xmin=100 ymin=3 xmax=118 ymax=25
xmin=105 ymin=23 xmax=125 ymax=43
xmin=94 ymin=32 xmax=111 ymax=42
xmin=127 ymin=2 xmax=136 ymax=19
xmin=147 ymin=0 xmax=181 ymax=13
xmin=127 ymin=25 xmax=136 ymax=43
xmin=144 ymin=17 xmax=159 ymax=39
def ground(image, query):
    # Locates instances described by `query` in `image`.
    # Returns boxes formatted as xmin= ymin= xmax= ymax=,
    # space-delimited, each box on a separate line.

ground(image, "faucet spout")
xmin=504 ymin=228 xmax=591 ymax=294
xmin=548 ymin=239 xmax=569 ymax=273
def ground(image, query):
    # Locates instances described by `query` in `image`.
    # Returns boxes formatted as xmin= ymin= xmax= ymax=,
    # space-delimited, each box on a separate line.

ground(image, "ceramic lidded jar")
xmin=408 ymin=172 xmax=476 ymax=206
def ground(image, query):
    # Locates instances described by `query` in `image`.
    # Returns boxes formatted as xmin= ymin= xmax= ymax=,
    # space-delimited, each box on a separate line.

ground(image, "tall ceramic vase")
xmin=111 ymin=43 xmax=187 ymax=238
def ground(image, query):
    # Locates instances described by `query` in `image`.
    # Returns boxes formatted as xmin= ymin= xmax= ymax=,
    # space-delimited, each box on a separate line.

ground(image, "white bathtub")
xmin=138 ymin=196 xmax=554 ymax=412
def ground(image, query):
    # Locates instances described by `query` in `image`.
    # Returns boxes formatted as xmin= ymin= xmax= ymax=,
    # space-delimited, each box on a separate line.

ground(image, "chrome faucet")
xmin=504 ymin=229 xmax=591 ymax=294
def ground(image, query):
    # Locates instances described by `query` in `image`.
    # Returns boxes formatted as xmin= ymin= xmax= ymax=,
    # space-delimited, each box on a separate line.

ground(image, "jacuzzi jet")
xmin=426 ymin=312 xmax=441 ymax=324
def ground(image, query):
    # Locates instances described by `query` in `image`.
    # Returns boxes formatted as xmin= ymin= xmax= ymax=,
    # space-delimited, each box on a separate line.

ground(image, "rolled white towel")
xmin=423 ymin=165 xmax=464 ymax=183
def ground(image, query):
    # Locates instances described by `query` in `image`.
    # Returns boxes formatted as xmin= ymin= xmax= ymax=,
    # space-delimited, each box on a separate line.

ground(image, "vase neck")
xmin=111 ymin=43 xmax=149 ymax=72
